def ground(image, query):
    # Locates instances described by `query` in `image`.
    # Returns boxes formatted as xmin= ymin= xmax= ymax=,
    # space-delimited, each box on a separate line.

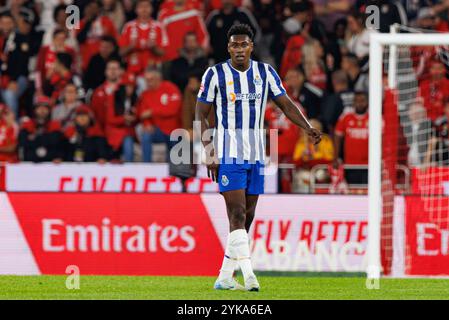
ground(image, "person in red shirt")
xmin=334 ymin=91 xmax=369 ymax=184
xmin=158 ymin=0 xmax=209 ymax=61
xmin=137 ymin=66 xmax=182 ymax=162
xmin=119 ymin=0 xmax=168 ymax=75
xmin=77 ymin=1 xmax=118 ymax=71
xmin=418 ymin=59 xmax=449 ymax=121
xmin=0 ymin=103 xmax=18 ymax=162
xmin=35 ymin=29 xmax=77 ymax=97
xmin=90 ymin=59 xmax=137 ymax=162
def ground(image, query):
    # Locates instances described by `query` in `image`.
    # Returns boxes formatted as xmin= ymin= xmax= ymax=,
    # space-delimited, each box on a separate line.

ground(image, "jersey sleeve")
xmin=267 ymin=65 xmax=286 ymax=100
xmin=334 ymin=114 xmax=347 ymax=137
xmin=197 ymin=67 xmax=216 ymax=104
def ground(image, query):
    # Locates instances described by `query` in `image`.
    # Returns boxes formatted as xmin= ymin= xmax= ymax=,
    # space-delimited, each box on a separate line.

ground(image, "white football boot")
xmin=244 ymin=275 xmax=260 ymax=292
xmin=214 ymin=278 xmax=245 ymax=291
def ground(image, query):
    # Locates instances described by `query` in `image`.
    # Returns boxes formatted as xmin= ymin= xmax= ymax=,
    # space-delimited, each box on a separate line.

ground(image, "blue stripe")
xmin=215 ymin=64 xmax=229 ymax=162
xmin=247 ymin=65 xmax=256 ymax=163
xmin=228 ymin=61 xmax=244 ymax=162
xmin=268 ymin=65 xmax=285 ymax=99
xmin=200 ymin=68 xmax=214 ymax=102
xmin=257 ymin=62 xmax=267 ymax=131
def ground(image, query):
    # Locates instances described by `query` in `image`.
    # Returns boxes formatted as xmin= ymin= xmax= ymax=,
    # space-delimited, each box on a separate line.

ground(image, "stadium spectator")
xmin=42 ymin=52 xmax=84 ymax=105
xmin=63 ymin=104 xmax=109 ymax=163
xmin=293 ymin=119 xmax=334 ymax=167
xmin=301 ymin=38 xmax=328 ymax=90
xmin=418 ymin=59 xmax=449 ymax=121
xmin=41 ymin=4 xmax=78 ymax=50
xmin=345 ymin=10 xmax=378 ymax=71
xmin=83 ymin=35 xmax=120 ymax=92
xmin=283 ymin=1 xmax=328 ymax=44
xmin=76 ymin=0 xmax=118 ymax=71
xmin=279 ymin=31 xmax=306 ymax=79
xmin=426 ymin=98 xmax=449 ymax=164
xmin=0 ymin=9 xmax=42 ymax=119
xmin=119 ymin=0 xmax=168 ymax=76
xmin=250 ymin=0 xmax=284 ymax=67
xmin=35 ymin=28 xmax=77 ymax=97
xmin=158 ymin=0 xmax=209 ymax=61
xmin=283 ymin=66 xmax=323 ymax=119
xmin=0 ymin=103 xmax=18 ymax=162
xmin=101 ymin=0 xmax=126 ymax=32
xmin=167 ymin=32 xmax=208 ymax=92
xmin=91 ymin=59 xmax=137 ymax=162
xmin=340 ymin=53 xmax=369 ymax=92
xmin=292 ymin=119 xmax=333 ymax=193
xmin=206 ymin=0 xmax=261 ymax=64
xmin=414 ymin=6 xmax=449 ymax=31
xmin=320 ymin=70 xmax=354 ymax=134
xmin=137 ymin=66 xmax=182 ymax=162
xmin=405 ymin=101 xmax=432 ymax=166
xmin=18 ymin=96 xmax=65 ymax=162
xmin=334 ymin=91 xmax=369 ymax=184
xmin=313 ymin=0 xmax=355 ymax=33
xmin=52 ymin=83 xmax=83 ymax=129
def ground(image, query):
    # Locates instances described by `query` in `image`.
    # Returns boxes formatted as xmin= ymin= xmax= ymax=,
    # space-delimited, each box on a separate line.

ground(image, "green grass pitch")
xmin=1 ymin=274 xmax=449 ymax=300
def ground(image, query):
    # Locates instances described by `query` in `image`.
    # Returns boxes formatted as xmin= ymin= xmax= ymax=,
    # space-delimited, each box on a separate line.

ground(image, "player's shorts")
xmin=218 ymin=160 xmax=264 ymax=194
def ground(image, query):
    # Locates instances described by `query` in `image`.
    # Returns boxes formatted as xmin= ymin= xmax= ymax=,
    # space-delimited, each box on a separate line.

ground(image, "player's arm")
xmin=196 ymin=100 xmax=218 ymax=182
xmin=196 ymin=67 xmax=219 ymax=182
xmin=273 ymin=94 xmax=322 ymax=145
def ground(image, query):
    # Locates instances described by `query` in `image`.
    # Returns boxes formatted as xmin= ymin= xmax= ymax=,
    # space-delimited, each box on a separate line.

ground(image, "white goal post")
xmin=368 ymin=33 xmax=449 ymax=279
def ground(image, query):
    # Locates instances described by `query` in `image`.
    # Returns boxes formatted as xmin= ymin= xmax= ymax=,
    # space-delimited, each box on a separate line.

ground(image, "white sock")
xmin=218 ymin=235 xmax=238 ymax=281
xmin=229 ymin=229 xmax=255 ymax=282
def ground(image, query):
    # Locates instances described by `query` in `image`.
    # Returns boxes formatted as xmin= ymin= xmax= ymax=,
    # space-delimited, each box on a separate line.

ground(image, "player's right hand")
xmin=207 ymin=162 xmax=219 ymax=183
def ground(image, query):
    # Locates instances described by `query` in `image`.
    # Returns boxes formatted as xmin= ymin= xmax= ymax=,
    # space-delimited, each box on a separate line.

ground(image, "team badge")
xmin=253 ymin=75 xmax=262 ymax=86
xmin=221 ymin=175 xmax=229 ymax=186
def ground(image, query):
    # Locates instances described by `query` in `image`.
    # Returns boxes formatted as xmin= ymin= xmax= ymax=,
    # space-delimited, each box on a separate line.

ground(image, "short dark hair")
xmin=227 ymin=24 xmax=254 ymax=42
xmin=354 ymin=90 xmax=368 ymax=98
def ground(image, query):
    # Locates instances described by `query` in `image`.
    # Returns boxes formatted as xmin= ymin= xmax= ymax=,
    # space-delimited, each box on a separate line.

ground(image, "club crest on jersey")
xmin=253 ymin=75 xmax=262 ymax=86
xmin=221 ymin=175 xmax=229 ymax=186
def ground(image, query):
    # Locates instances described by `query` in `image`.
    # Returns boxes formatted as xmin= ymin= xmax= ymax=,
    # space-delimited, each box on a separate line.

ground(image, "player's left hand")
xmin=307 ymin=127 xmax=322 ymax=145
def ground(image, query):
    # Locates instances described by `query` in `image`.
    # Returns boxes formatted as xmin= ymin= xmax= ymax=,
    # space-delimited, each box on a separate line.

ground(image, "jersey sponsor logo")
xmin=229 ymin=92 xmax=262 ymax=103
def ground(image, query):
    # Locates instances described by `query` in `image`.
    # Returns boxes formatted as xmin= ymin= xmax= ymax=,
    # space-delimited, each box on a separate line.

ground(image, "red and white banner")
xmin=0 ymin=193 xmax=368 ymax=275
xmin=3 ymin=163 xmax=278 ymax=193
xmin=1 ymin=192 xmax=448 ymax=276
xmin=403 ymin=196 xmax=449 ymax=276
xmin=411 ymin=167 xmax=449 ymax=196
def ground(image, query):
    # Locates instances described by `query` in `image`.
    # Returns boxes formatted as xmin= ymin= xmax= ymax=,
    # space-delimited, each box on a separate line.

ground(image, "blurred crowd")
xmin=0 ymin=0 xmax=449 ymax=192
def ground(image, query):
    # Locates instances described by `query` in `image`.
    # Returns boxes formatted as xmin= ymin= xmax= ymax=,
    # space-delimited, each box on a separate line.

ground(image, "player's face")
xmin=354 ymin=94 xmax=368 ymax=114
xmin=228 ymin=35 xmax=253 ymax=66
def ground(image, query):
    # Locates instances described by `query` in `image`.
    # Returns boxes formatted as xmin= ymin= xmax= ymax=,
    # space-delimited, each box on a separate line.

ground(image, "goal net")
xmin=369 ymin=27 xmax=449 ymax=278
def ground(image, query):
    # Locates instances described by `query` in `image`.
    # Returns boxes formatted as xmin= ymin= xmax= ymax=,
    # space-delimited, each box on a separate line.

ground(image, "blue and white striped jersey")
xmin=197 ymin=59 xmax=286 ymax=163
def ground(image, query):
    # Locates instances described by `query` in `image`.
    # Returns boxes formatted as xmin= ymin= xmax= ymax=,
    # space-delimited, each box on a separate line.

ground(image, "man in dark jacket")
xmin=205 ymin=0 xmax=261 ymax=63
xmin=168 ymin=32 xmax=208 ymax=92
xmin=0 ymin=9 xmax=43 ymax=118
xmin=18 ymin=96 xmax=65 ymax=162
xmin=63 ymin=104 xmax=109 ymax=162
